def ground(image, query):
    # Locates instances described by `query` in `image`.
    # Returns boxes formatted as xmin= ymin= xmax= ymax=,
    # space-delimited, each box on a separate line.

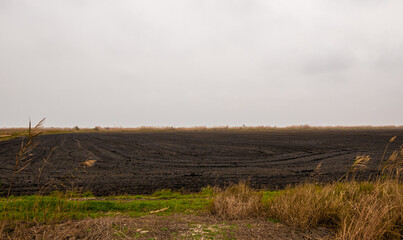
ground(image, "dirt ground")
xmin=3 ymin=213 xmax=333 ymax=239
xmin=1 ymin=129 xmax=402 ymax=196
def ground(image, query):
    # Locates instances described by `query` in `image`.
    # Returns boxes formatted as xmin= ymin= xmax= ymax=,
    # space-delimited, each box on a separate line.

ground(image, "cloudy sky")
xmin=1 ymin=0 xmax=402 ymax=127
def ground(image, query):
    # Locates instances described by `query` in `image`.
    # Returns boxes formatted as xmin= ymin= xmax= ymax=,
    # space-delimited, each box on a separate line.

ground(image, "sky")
xmin=1 ymin=0 xmax=402 ymax=128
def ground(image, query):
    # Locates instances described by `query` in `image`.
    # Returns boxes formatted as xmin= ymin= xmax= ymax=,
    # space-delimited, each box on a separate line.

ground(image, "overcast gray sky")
xmin=1 ymin=0 xmax=402 ymax=128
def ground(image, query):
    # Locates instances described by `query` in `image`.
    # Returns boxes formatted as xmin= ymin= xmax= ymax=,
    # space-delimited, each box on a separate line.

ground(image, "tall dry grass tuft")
xmin=209 ymin=182 xmax=263 ymax=220
xmin=337 ymin=181 xmax=403 ymax=240
xmin=267 ymin=183 xmax=344 ymax=229
xmin=336 ymin=138 xmax=403 ymax=240
xmin=267 ymin=181 xmax=402 ymax=238
xmin=267 ymin=136 xmax=402 ymax=239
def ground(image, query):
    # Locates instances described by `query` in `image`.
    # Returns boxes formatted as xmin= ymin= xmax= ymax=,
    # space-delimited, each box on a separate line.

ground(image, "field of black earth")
xmin=1 ymin=129 xmax=402 ymax=196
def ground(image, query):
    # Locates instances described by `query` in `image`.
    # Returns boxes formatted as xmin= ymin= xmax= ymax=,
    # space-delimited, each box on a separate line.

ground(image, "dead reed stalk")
xmin=6 ymin=118 xmax=45 ymax=198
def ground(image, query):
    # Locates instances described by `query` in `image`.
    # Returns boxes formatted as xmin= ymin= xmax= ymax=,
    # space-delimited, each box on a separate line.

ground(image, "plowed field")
xmin=1 ymin=129 xmax=402 ymax=196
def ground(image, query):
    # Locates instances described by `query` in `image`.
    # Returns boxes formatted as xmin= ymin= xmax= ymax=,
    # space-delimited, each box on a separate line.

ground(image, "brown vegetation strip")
xmin=4 ymin=214 xmax=333 ymax=240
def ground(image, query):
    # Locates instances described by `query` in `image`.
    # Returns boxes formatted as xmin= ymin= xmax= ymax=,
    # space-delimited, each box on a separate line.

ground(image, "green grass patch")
xmin=262 ymin=190 xmax=281 ymax=202
xmin=0 ymin=189 xmax=278 ymax=224
xmin=0 ymin=195 xmax=209 ymax=223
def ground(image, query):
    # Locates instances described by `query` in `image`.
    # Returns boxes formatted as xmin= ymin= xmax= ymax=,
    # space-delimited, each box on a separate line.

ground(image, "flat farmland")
xmin=1 ymin=129 xmax=402 ymax=196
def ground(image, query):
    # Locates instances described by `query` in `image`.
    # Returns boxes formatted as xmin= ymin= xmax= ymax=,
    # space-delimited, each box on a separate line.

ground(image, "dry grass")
xmin=337 ymin=181 xmax=403 ymax=240
xmin=267 ymin=136 xmax=403 ymax=239
xmin=207 ymin=136 xmax=402 ymax=239
xmin=208 ymin=182 xmax=263 ymax=220
xmin=267 ymin=181 xmax=402 ymax=238
xmin=267 ymin=183 xmax=343 ymax=229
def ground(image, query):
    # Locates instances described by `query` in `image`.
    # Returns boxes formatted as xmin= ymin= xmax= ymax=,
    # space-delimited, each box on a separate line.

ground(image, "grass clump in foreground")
xmin=209 ymin=137 xmax=402 ymax=239
xmin=266 ymin=181 xmax=402 ymax=239
xmin=208 ymin=181 xmax=263 ymax=220
xmin=207 ymin=180 xmax=402 ymax=240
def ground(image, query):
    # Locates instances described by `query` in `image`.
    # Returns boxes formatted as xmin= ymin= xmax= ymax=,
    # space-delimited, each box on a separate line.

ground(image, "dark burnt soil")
xmin=1 ymin=129 xmax=402 ymax=196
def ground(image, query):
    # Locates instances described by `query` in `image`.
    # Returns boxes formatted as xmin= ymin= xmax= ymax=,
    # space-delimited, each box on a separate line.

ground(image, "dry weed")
xmin=267 ymin=136 xmax=402 ymax=239
xmin=267 ymin=183 xmax=344 ymax=229
xmin=337 ymin=181 xmax=402 ymax=240
xmin=6 ymin=118 xmax=45 ymax=197
xmin=209 ymin=182 xmax=263 ymax=220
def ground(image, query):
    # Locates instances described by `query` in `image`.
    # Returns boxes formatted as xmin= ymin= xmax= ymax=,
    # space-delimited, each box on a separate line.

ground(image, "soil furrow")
xmin=1 ymin=129 xmax=402 ymax=195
